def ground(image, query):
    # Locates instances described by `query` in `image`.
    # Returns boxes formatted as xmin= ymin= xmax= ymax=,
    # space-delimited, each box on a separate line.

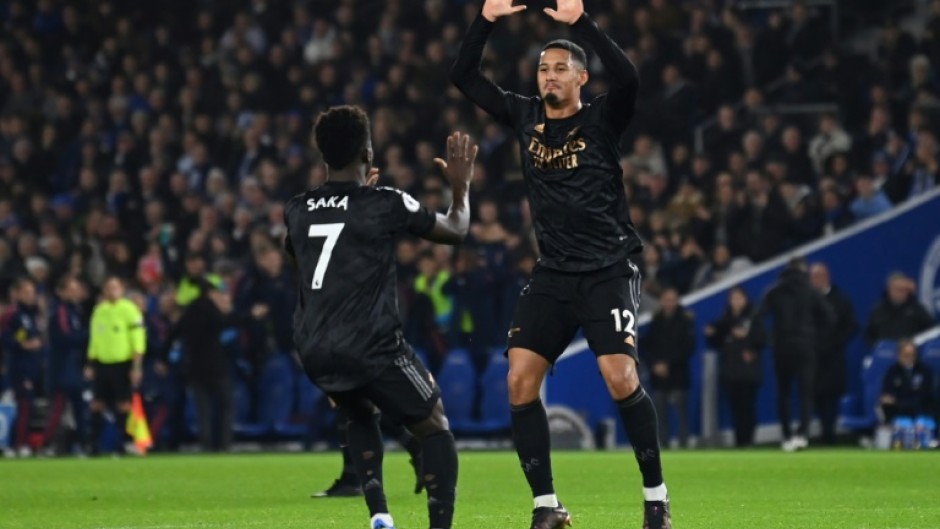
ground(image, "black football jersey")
xmin=284 ymin=181 xmax=435 ymax=391
xmin=502 ymin=94 xmax=643 ymax=272
xmin=452 ymin=13 xmax=644 ymax=273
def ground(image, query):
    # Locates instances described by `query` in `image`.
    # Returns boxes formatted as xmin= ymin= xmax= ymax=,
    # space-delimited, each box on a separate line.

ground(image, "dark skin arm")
xmin=421 ymin=132 xmax=479 ymax=245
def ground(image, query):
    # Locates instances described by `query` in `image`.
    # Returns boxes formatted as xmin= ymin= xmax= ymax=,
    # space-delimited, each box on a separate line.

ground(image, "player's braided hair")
xmin=542 ymin=39 xmax=588 ymax=69
xmin=314 ymin=105 xmax=371 ymax=170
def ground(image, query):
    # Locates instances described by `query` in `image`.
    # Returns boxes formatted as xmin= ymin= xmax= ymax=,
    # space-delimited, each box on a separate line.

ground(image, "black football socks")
xmin=419 ymin=430 xmax=458 ymax=529
xmin=511 ymin=398 xmax=557 ymax=502
xmin=345 ymin=414 xmax=389 ymax=516
xmin=617 ymin=387 xmax=667 ymax=495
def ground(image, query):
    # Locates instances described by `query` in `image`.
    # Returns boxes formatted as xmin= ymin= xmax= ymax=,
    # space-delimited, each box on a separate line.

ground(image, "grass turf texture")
xmin=3 ymin=450 xmax=939 ymax=529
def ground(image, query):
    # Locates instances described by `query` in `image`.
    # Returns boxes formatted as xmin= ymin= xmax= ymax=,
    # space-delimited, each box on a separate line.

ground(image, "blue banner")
xmin=547 ymin=189 xmax=940 ymax=443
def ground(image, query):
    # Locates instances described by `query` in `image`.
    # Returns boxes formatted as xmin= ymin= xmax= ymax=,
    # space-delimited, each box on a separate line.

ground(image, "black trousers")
xmin=725 ymin=381 xmax=759 ymax=447
xmin=774 ymin=356 xmax=814 ymax=439
xmin=191 ymin=376 xmax=234 ymax=452
xmin=814 ymin=391 xmax=841 ymax=444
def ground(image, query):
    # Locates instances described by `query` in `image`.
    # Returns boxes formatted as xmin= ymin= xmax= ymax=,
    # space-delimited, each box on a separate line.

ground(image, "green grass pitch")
xmin=2 ymin=450 xmax=939 ymax=529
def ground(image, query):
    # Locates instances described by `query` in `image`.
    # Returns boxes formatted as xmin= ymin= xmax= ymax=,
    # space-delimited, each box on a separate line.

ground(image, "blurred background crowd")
xmin=1 ymin=0 xmax=938 ymax=453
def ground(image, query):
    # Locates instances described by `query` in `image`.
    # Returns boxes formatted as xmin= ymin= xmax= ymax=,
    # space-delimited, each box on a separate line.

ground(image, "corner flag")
xmin=125 ymin=392 xmax=152 ymax=455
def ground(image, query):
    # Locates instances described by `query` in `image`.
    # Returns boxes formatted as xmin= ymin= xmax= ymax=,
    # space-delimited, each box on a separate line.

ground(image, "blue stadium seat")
xmin=261 ymin=354 xmax=296 ymax=437
xmin=478 ymin=352 xmax=511 ymax=432
xmin=275 ymin=371 xmax=324 ymax=438
xmin=841 ymin=340 xmax=898 ymax=430
xmin=437 ymin=348 xmax=476 ymax=431
xmin=919 ymin=337 xmax=940 ymax=385
xmin=295 ymin=372 xmax=323 ymax=413
xmin=233 ymin=378 xmax=267 ymax=438
xmin=233 ymin=354 xmax=297 ymax=439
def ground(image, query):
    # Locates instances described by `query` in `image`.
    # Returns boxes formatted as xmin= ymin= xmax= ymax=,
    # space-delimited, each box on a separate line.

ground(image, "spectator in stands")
xmin=753 ymin=257 xmax=834 ymax=451
xmin=865 ymin=273 xmax=936 ymax=346
xmin=732 ymin=171 xmax=791 ymax=263
xmin=446 ymin=246 xmax=499 ymax=376
xmin=241 ymin=246 xmax=295 ymax=358
xmin=780 ymin=126 xmax=816 ymax=186
xmin=879 ymin=339 xmax=934 ymax=423
xmin=850 ymin=174 xmax=893 ymax=222
xmin=690 ymin=243 xmax=752 ymax=290
xmin=705 ymin=286 xmax=764 ymax=447
xmin=809 ymin=113 xmax=852 ymax=176
xmin=415 ymin=251 xmax=453 ymax=334
xmin=818 ymin=180 xmax=854 ymax=235
xmin=175 ymin=253 xmax=221 ymax=307
xmin=902 ymin=130 xmax=939 ymax=200
xmin=787 ymin=1 xmax=829 ymax=66
xmin=809 ymin=262 xmax=859 ymax=445
xmin=643 ymin=288 xmax=697 ymax=448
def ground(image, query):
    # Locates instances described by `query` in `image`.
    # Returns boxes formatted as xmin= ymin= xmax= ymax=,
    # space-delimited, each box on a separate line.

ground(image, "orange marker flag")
xmin=125 ymin=392 xmax=153 ymax=455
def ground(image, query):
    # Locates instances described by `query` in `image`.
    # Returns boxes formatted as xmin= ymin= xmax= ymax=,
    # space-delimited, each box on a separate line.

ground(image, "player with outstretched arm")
xmin=451 ymin=1 xmax=671 ymax=528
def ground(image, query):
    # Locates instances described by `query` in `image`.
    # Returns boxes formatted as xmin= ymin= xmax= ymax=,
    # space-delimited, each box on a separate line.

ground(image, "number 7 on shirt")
xmin=308 ymin=223 xmax=345 ymax=289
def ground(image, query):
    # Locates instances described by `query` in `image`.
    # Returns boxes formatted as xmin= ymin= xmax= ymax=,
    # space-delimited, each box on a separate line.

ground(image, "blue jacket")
xmin=48 ymin=300 xmax=89 ymax=391
xmin=1 ymin=303 xmax=45 ymax=382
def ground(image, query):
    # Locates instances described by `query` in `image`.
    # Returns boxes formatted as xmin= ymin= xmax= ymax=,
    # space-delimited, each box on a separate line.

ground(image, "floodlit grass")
xmin=2 ymin=449 xmax=938 ymax=529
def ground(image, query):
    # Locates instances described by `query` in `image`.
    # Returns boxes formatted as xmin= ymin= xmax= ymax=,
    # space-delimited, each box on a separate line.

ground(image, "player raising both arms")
xmin=285 ymin=105 xmax=477 ymax=529
xmin=451 ymin=1 xmax=671 ymax=528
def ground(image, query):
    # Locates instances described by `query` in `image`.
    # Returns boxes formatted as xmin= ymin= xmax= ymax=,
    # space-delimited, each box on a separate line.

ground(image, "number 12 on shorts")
xmin=611 ymin=308 xmax=636 ymax=336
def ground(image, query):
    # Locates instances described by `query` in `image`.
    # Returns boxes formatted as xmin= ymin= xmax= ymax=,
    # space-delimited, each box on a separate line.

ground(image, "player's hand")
xmin=482 ymin=0 xmax=526 ymax=22
xmin=544 ymin=0 xmax=584 ymax=24
xmin=366 ymin=167 xmax=380 ymax=187
xmin=434 ymin=132 xmax=479 ymax=190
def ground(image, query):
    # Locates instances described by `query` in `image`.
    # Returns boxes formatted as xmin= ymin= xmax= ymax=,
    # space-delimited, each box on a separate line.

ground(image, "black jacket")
xmin=864 ymin=296 xmax=935 ymax=346
xmin=643 ymin=307 xmax=697 ymax=391
xmin=881 ymin=362 xmax=934 ymax=416
xmin=707 ymin=305 xmax=765 ymax=384
xmin=754 ymin=268 xmax=835 ymax=358
xmin=816 ymin=285 xmax=859 ymax=395
xmin=162 ymin=294 xmax=244 ymax=382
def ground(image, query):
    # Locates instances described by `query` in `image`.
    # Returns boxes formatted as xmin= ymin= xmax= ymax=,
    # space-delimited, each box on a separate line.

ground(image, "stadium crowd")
xmin=1 ymin=0 xmax=939 ymax=453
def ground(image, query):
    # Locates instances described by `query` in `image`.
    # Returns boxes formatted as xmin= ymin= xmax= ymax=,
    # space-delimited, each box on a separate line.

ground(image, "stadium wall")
xmin=545 ymin=188 xmax=940 ymax=446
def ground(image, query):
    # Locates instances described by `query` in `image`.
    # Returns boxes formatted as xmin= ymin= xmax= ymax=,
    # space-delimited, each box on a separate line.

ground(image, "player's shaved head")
xmin=314 ymin=105 xmax=372 ymax=171
xmin=541 ymin=39 xmax=587 ymax=69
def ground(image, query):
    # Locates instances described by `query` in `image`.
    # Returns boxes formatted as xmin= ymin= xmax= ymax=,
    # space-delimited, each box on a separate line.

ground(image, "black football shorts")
xmin=328 ymin=344 xmax=441 ymax=426
xmin=93 ymin=361 xmax=133 ymax=405
xmin=507 ymin=259 xmax=642 ymax=364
